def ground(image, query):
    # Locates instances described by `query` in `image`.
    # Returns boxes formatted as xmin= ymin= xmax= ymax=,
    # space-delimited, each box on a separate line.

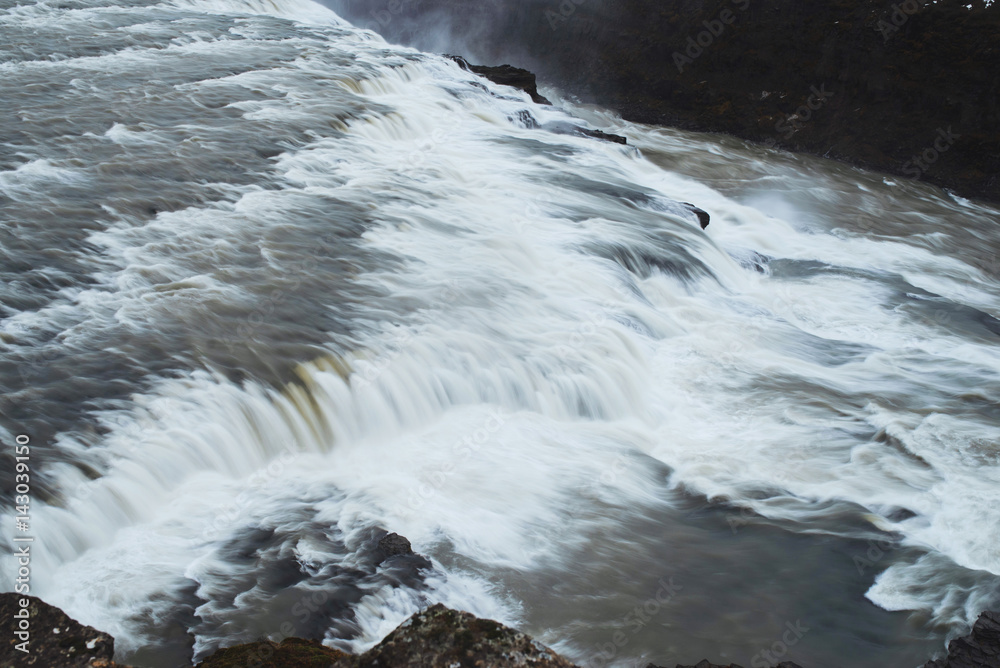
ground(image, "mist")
xmin=315 ymin=0 xmax=616 ymax=83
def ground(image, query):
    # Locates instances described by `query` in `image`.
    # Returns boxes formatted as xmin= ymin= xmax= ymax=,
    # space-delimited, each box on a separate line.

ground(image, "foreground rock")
xmin=197 ymin=637 xmax=350 ymax=668
xmin=649 ymin=659 xmax=803 ymax=668
xmin=0 ymin=593 xmax=124 ymax=667
xmin=12 ymin=589 xmax=998 ymax=668
xmin=199 ymin=603 xmax=577 ymax=668
xmin=924 ymin=610 xmax=1000 ymax=668
xmin=356 ymin=603 xmax=577 ymax=668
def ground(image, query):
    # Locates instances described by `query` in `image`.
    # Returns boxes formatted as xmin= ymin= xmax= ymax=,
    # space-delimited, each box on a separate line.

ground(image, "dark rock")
xmin=650 ymin=660 xmax=801 ymax=667
xmin=541 ymin=120 xmax=627 ymax=145
xmin=375 ymin=531 xmax=413 ymax=561
xmin=356 ymin=603 xmax=578 ymax=668
xmin=198 ymin=602 xmax=579 ymax=667
xmin=578 ymin=128 xmax=627 ymax=144
xmin=334 ymin=1 xmax=1000 ymax=204
xmin=0 ymin=593 xmax=122 ymax=667
xmin=924 ymin=610 xmax=1000 ymax=668
xmin=449 ymin=55 xmax=552 ymax=105
xmin=682 ymin=203 xmax=711 ymax=229
xmin=372 ymin=530 xmax=434 ymax=574
xmin=197 ymin=637 xmax=351 ymax=667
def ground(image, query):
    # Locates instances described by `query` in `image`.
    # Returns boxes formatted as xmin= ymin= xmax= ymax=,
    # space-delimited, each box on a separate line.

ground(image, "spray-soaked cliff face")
xmin=320 ymin=0 xmax=1000 ymax=203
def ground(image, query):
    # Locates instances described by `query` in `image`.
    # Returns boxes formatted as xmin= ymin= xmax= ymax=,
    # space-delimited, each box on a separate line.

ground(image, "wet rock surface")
xmin=9 ymin=551 xmax=998 ymax=668
xmin=649 ymin=659 xmax=804 ymax=668
xmin=196 ymin=637 xmax=351 ymax=668
xmin=924 ymin=610 xmax=1000 ymax=668
xmin=197 ymin=603 xmax=580 ymax=667
xmin=0 ymin=593 xmax=124 ymax=668
xmin=355 ymin=603 xmax=578 ymax=668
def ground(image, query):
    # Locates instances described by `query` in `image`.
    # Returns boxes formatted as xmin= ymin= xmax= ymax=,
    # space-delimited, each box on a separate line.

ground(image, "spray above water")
xmin=1 ymin=0 xmax=1000 ymax=667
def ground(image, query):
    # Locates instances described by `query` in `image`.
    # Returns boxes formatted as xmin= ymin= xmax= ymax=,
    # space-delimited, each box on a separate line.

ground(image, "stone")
xmin=196 ymin=636 xmax=352 ymax=667
xmin=449 ymin=55 xmax=552 ymax=105
xmin=356 ymin=603 xmax=578 ymax=667
xmin=375 ymin=532 xmax=414 ymax=560
xmin=924 ymin=610 xmax=1000 ymax=668
xmin=0 ymin=593 xmax=121 ymax=667
xmin=682 ymin=203 xmax=711 ymax=229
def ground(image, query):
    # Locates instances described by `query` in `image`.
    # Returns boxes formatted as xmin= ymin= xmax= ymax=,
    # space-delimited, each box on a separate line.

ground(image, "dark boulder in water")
xmin=540 ymin=120 xmax=628 ymax=145
xmin=373 ymin=530 xmax=433 ymax=569
xmin=924 ymin=610 xmax=1000 ymax=668
xmin=449 ymin=55 xmax=552 ymax=105
xmin=682 ymin=203 xmax=711 ymax=229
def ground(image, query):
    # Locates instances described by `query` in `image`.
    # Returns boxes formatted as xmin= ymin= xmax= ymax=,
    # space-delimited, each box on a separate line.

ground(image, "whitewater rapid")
xmin=1 ymin=0 xmax=999 ymax=666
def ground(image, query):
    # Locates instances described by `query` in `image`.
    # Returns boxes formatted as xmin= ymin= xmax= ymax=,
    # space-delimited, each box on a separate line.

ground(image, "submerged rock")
xmin=0 ymin=593 xmax=123 ymax=667
xmin=924 ymin=610 xmax=1000 ymax=668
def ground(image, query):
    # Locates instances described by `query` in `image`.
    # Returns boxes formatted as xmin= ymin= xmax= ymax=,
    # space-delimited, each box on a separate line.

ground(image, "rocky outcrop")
xmin=198 ymin=603 xmax=578 ymax=667
xmin=196 ymin=637 xmax=350 ymax=668
xmin=329 ymin=0 xmax=1000 ymax=203
xmin=449 ymin=56 xmax=551 ymax=105
xmin=924 ymin=610 xmax=1000 ymax=668
xmin=356 ymin=603 xmax=577 ymax=668
xmin=449 ymin=56 xmax=629 ymax=145
xmin=0 ymin=593 xmax=125 ymax=667
xmin=8 ymin=585 xmax=998 ymax=668
xmin=649 ymin=659 xmax=803 ymax=668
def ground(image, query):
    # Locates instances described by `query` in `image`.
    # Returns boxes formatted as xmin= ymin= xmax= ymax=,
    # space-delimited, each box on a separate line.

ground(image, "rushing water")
xmin=2 ymin=1 xmax=999 ymax=666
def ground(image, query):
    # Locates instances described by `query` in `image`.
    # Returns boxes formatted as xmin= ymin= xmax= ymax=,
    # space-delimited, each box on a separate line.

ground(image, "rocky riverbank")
xmin=4 ymin=538 xmax=999 ymax=668
xmin=4 ymin=590 xmax=999 ymax=667
xmin=326 ymin=0 xmax=1000 ymax=203
xmin=0 ymin=532 xmax=992 ymax=668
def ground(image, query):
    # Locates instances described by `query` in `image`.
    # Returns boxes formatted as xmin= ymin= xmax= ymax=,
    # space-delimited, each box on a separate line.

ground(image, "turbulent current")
xmin=2 ymin=0 xmax=1000 ymax=666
